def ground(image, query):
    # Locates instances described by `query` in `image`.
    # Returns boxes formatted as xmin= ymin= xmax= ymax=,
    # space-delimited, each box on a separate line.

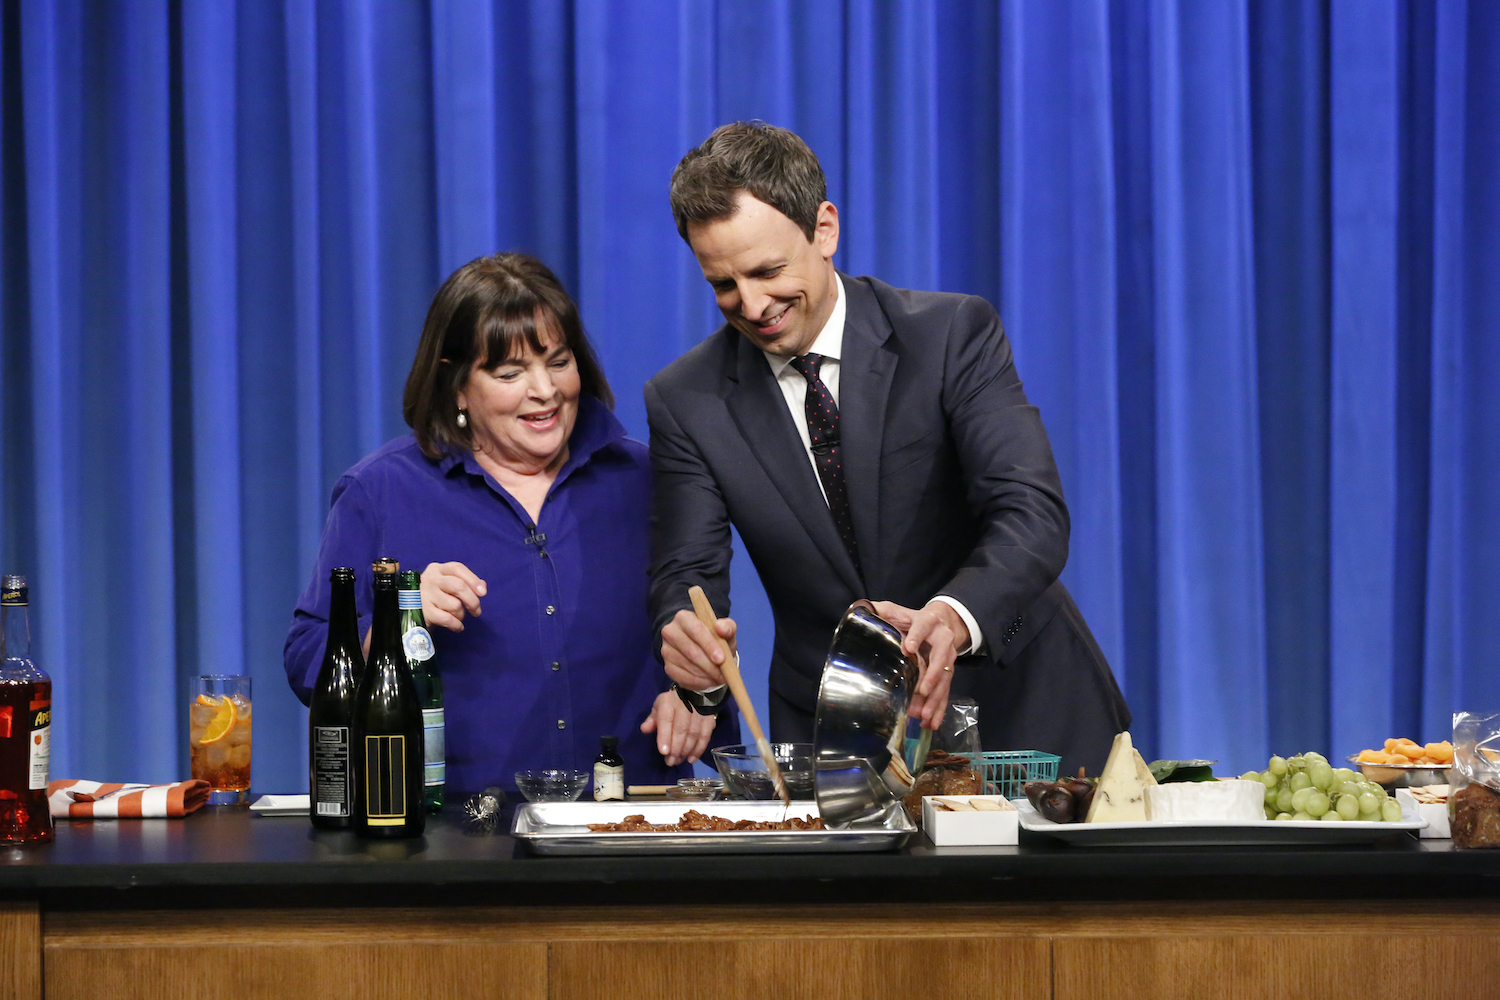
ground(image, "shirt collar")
xmin=763 ymin=271 xmax=846 ymax=377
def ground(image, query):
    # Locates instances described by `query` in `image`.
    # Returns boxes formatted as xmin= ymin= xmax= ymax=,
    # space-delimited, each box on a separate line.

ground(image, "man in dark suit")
xmin=642 ymin=122 xmax=1130 ymax=776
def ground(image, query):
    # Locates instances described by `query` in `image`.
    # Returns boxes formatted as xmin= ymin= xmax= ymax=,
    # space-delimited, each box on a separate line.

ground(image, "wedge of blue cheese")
xmin=1084 ymin=731 xmax=1157 ymax=823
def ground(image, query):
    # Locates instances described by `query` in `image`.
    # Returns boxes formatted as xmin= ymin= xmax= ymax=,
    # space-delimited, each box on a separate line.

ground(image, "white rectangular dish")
xmin=249 ymin=793 xmax=310 ymax=817
xmin=1395 ymin=787 xmax=1451 ymax=839
xmin=1015 ymin=797 xmax=1426 ymax=846
xmin=923 ymin=795 xmax=1018 ymax=846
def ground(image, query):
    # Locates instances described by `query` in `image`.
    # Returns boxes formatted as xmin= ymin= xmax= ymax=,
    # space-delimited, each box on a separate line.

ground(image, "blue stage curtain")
xmin=0 ymin=0 xmax=1495 ymax=790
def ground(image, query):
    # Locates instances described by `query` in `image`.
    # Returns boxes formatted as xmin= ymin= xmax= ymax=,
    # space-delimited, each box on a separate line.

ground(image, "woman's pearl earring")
xmin=457 ymin=409 xmax=468 ymax=428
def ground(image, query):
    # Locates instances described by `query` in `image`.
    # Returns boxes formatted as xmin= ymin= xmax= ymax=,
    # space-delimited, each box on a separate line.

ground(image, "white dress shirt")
xmin=759 ymin=274 xmax=985 ymax=655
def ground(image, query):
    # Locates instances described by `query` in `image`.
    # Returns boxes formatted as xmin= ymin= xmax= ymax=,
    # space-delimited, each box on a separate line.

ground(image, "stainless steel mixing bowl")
xmin=812 ymin=600 xmax=920 ymax=826
xmin=813 ymin=600 xmax=919 ymax=769
xmin=815 ymin=756 xmax=911 ymax=829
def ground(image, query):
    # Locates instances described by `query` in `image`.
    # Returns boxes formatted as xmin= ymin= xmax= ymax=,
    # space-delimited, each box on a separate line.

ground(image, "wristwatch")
xmin=673 ymin=682 xmax=729 ymax=715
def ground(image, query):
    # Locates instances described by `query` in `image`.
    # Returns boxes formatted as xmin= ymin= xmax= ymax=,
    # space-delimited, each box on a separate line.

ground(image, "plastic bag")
xmin=934 ymin=698 xmax=982 ymax=756
xmin=1450 ymin=711 xmax=1500 ymax=849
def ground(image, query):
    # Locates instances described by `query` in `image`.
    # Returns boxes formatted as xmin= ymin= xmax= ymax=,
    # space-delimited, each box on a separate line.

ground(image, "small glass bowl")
xmin=712 ymin=743 xmax=816 ymax=799
xmin=665 ymin=777 xmax=723 ymax=801
xmin=514 ymin=769 xmax=590 ymax=802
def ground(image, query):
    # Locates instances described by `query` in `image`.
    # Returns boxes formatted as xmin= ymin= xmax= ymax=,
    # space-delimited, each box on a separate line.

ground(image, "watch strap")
xmin=673 ymin=682 xmax=729 ymax=715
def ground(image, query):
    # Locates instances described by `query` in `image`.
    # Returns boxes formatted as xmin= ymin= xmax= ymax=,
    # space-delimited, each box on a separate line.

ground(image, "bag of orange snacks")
xmin=1450 ymin=712 xmax=1500 ymax=849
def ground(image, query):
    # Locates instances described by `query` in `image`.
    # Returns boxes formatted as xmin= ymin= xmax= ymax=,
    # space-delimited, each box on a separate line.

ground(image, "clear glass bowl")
xmin=711 ymin=743 xmax=816 ymax=800
xmin=664 ymin=777 xmax=723 ymax=801
xmin=514 ymin=769 xmax=590 ymax=802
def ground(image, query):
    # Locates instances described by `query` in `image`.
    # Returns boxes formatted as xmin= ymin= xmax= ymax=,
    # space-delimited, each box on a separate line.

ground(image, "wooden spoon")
xmin=688 ymin=586 xmax=790 ymax=805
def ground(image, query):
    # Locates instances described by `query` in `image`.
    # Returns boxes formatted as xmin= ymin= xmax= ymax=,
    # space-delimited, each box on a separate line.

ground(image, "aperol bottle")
xmin=0 ymin=575 xmax=53 ymax=844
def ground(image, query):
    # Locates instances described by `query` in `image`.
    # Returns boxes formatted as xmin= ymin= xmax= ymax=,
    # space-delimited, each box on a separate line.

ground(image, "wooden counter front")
xmin=27 ymin=901 xmax=1500 ymax=1000
xmin=3 ymin=807 xmax=1500 ymax=999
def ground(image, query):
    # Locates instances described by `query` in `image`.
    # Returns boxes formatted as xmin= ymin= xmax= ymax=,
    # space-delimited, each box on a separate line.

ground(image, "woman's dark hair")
xmin=670 ymin=121 xmax=827 ymax=242
xmin=403 ymin=254 xmax=613 ymax=458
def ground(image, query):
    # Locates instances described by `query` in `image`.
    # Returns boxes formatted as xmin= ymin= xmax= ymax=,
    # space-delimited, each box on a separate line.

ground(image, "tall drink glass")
xmin=190 ymin=675 xmax=251 ymax=804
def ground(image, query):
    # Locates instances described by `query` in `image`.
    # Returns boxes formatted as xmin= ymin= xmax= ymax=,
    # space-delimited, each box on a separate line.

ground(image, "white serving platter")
xmin=1014 ymin=797 xmax=1426 ymax=846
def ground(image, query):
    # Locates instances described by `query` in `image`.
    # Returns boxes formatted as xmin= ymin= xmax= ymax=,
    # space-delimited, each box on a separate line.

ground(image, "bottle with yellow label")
xmin=352 ymin=561 xmax=425 ymax=838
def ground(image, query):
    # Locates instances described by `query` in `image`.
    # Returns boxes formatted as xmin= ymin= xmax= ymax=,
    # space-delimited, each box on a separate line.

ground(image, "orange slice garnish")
xmin=198 ymin=696 xmax=237 ymax=744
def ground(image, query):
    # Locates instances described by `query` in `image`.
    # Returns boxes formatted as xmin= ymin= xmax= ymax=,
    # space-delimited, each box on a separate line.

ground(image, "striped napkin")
xmin=47 ymin=779 xmax=211 ymax=819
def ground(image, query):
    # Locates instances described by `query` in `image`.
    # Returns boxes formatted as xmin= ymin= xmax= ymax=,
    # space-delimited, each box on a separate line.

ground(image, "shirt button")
xmin=546 ymin=605 xmax=556 ymax=615
xmin=557 ymin=719 xmax=566 ymax=730
xmin=551 ymin=661 xmax=560 ymax=671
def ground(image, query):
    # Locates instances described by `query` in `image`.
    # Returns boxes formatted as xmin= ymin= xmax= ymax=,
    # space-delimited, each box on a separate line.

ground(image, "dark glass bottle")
xmin=309 ymin=567 xmax=362 ymax=830
xmin=593 ymin=735 xmax=624 ymax=801
xmin=352 ymin=563 xmax=425 ymax=838
xmin=0 ymin=576 xmax=53 ymax=845
xmin=398 ymin=570 xmax=444 ymax=812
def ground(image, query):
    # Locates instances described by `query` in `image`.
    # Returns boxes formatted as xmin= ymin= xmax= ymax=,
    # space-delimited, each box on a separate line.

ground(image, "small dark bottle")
xmin=0 ymin=576 xmax=53 ymax=845
xmin=352 ymin=562 xmax=425 ymax=838
xmin=309 ymin=567 xmax=362 ymax=830
xmin=593 ymin=735 xmax=624 ymax=801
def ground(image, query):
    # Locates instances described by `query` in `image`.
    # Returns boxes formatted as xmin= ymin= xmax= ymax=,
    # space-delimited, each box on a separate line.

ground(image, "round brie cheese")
xmin=1144 ymin=779 xmax=1265 ymax=823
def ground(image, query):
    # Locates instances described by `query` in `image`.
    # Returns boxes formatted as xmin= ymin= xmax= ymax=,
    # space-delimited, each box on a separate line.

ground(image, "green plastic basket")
xmin=965 ymin=750 xmax=1060 ymax=798
xmin=902 ymin=742 xmax=1061 ymax=799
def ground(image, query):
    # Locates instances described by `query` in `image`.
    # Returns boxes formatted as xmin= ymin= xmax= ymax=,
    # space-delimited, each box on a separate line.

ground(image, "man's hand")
xmin=661 ymin=607 xmax=737 ymax=691
xmin=868 ymin=599 xmax=968 ymax=730
xmin=420 ymin=561 xmax=487 ymax=632
xmin=641 ymin=690 xmax=719 ymax=766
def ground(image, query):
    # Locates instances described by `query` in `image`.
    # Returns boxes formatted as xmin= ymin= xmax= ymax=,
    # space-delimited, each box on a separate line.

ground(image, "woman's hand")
xmin=641 ymin=689 xmax=718 ymax=767
xmin=421 ymin=561 xmax=487 ymax=632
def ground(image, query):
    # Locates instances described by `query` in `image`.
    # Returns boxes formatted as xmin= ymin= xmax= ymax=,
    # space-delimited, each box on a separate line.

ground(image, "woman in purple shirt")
xmin=284 ymin=254 xmax=735 ymax=794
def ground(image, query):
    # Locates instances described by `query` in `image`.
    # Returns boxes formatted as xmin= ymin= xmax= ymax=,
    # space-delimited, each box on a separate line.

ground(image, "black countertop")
xmin=3 ymin=804 xmax=1496 ymax=910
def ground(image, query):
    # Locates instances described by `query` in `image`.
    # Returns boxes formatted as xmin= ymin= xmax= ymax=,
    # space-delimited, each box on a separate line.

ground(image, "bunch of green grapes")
xmin=1242 ymin=752 xmax=1404 ymax=823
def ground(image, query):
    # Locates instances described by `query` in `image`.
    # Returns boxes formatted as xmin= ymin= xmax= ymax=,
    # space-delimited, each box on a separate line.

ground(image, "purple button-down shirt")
xmin=285 ymin=396 xmax=730 ymax=793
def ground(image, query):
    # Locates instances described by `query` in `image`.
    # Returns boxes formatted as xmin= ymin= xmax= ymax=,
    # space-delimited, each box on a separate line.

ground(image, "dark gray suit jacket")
xmin=645 ymin=273 xmax=1130 ymax=774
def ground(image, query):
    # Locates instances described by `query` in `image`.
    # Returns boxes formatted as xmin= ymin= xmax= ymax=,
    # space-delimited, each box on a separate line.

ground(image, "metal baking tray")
xmin=512 ymin=799 xmax=914 ymax=856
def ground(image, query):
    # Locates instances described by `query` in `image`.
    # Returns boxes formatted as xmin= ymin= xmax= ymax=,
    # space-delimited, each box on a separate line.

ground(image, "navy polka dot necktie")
xmin=788 ymin=353 xmax=860 ymax=573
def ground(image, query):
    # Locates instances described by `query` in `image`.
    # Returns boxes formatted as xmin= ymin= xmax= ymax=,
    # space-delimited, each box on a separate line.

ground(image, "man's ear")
xmin=814 ymin=201 xmax=840 ymax=261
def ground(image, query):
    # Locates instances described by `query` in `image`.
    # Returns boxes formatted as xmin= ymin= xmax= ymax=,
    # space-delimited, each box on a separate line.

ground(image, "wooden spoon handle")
xmin=688 ymin=586 xmax=789 ymax=805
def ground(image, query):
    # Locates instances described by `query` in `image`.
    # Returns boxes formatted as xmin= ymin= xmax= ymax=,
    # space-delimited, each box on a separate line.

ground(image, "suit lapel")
xmin=837 ymin=276 xmax=896 ymax=595
xmin=723 ymin=335 xmax=865 ymax=596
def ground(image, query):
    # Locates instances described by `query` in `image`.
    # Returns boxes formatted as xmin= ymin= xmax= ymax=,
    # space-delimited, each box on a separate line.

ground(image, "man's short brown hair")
xmin=669 ymin=121 xmax=827 ymax=242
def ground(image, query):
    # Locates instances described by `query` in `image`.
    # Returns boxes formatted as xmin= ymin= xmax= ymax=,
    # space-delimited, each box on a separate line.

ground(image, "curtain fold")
xmin=1249 ymin=0 xmax=1331 ymax=762
xmin=998 ymin=0 xmax=1123 ymax=692
xmin=1148 ymin=0 xmax=1267 ymax=768
xmin=0 ymin=1 xmax=1494 ymax=790
xmin=1330 ymin=0 xmax=1405 ymax=759
xmin=1426 ymin=0 xmax=1500 ymax=731
xmin=181 ymin=0 xmax=244 ymax=734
